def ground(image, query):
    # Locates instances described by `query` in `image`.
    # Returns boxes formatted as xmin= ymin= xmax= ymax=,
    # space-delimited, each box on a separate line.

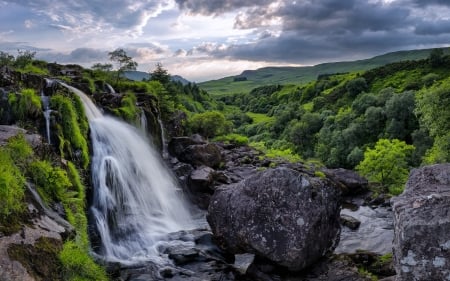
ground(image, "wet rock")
xmin=340 ymin=214 xmax=361 ymax=230
xmin=208 ymin=167 xmax=341 ymax=271
xmin=181 ymin=143 xmax=222 ymax=168
xmin=324 ymin=168 xmax=368 ymax=195
xmin=336 ymin=206 xmax=393 ymax=255
xmin=168 ymin=136 xmax=204 ymax=158
xmin=188 ymin=166 xmax=216 ymax=194
xmin=391 ymin=164 xmax=450 ymax=281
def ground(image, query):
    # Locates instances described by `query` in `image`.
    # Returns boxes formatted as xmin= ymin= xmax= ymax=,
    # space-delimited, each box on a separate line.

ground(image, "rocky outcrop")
xmin=169 ymin=136 xmax=222 ymax=168
xmin=324 ymin=168 xmax=368 ymax=195
xmin=208 ymin=167 xmax=341 ymax=271
xmin=392 ymin=164 xmax=450 ymax=281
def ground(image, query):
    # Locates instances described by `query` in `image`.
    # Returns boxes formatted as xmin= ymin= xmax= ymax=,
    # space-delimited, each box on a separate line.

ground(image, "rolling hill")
xmin=199 ymin=48 xmax=449 ymax=95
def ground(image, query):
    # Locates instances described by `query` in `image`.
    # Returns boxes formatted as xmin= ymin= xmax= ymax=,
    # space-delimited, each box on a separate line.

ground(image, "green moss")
xmin=59 ymin=240 xmax=108 ymax=281
xmin=314 ymin=170 xmax=326 ymax=178
xmin=50 ymin=94 xmax=89 ymax=168
xmin=8 ymin=88 xmax=42 ymax=121
xmin=0 ymin=134 xmax=31 ymax=219
xmin=20 ymin=64 xmax=49 ymax=75
xmin=113 ymin=92 xmax=138 ymax=122
xmin=28 ymin=160 xmax=72 ymax=204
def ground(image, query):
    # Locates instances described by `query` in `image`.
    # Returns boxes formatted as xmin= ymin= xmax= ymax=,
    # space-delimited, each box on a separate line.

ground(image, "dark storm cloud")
xmin=181 ymin=0 xmax=450 ymax=64
xmin=175 ymin=0 xmax=273 ymax=16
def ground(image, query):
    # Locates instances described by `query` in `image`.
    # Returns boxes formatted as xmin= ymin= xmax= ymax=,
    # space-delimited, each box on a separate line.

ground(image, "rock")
xmin=188 ymin=166 xmax=216 ymax=194
xmin=181 ymin=143 xmax=222 ymax=168
xmin=391 ymin=164 xmax=450 ymax=281
xmin=208 ymin=167 xmax=341 ymax=271
xmin=340 ymin=214 xmax=361 ymax=230
xmin=168 ymin=136 xmax=204 ymax=158
xmin=324 ymin=168 xmax=368 ymax=195
xmin=336 ymin=206 xmax=393 ymax=255
xmin=0 ymin=125 xmax=26 ymax=145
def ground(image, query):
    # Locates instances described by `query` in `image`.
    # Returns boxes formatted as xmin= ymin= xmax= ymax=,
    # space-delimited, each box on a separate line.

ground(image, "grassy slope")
xmin=199 ymin=48 xmax=448 ymax=96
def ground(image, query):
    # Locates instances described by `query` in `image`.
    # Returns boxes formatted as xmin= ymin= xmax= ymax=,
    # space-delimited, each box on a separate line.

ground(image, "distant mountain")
xmin=123 ymin=71 xmax=190 ymax=85
xmin=199 ymin=48 xmax=449 ymax=95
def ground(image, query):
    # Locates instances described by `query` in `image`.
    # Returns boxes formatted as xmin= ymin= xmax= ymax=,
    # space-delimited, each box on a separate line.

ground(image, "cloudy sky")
xmin=0 ymin=0 xmax=449 ymax=81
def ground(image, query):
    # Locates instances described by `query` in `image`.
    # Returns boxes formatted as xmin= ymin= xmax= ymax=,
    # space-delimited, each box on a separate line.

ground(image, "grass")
xmin=199 ymin=48 xmax=445 ymax=96
xmin=246 ymin=112 xmax=275 ymax=124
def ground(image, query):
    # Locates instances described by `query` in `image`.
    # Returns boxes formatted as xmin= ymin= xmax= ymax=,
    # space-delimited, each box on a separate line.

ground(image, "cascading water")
xmin=61 ymin=83 xmax=196 ymax=264
xmin=157 ymin=114 xmax=169 ymax=159
xmin=105 ymin=83 xmax=116 ymax=94
xmin=140 ymin=108 xmax=147 ymax=135
xmin=40 ymin=94 xmax=52 ymax=144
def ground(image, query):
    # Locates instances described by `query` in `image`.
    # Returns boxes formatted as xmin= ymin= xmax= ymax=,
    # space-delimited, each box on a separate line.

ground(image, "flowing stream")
xmin=62 ymin=83 xmax=196 ymax=264
xmin=40 ymin=94 xmax=52 ymax=144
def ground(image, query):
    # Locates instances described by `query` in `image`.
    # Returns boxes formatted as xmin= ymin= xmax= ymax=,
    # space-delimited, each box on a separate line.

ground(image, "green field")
xmin=199 ymin=48 xmax=449 ymax=95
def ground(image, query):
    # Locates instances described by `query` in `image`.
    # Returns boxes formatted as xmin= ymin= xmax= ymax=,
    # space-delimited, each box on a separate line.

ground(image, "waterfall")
xmin=105 ymin=83 xmax=116 ymax=94
xmin=157 ymin=114 xmax=169 ymax=159
xmin=140 ymin=109 xmax=147 ymax=135
xmin=40 ymin=94 xmax=52 ymax=144
xmin=60 ymin=83 xmax=195 ymax=263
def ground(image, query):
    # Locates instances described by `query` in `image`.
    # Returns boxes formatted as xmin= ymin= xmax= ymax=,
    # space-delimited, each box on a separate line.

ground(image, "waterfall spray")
xmin=61 ymin=83 xmax=195 ymax=263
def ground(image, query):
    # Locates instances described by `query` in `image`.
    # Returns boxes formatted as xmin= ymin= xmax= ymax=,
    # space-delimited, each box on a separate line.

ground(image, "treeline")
xmin=218 ymin=52 xmax=450 ymax=169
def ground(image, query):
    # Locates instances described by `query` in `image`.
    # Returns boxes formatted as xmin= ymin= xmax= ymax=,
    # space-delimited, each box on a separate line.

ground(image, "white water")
xmin=40 ymin=94 xmax=52 ymax=144
xmin=157 ymin=114 xmax=169 ymax=159
xmin=105 ymin=83 xmax=116 ymax=94
xmin=62 ymin=83 xmax=195 ymax=263
xmin=140 ymin=109 xmax=147 ymax=135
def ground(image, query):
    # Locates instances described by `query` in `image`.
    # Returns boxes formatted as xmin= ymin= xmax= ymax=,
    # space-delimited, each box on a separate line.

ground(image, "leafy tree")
xmin=14 ymin=49 xmax=36 ymax=69
xmin=188 ymin=111 xmax=232 ymax=139
xmin=0 ymin=51 xmax=14 ymax=67
xmin=91 ymin=63 xmax=113 ymax=72
xmin=108 ymin=48 xmax=138 ymax=85
xmin=150 ymin=62 xmax=170 ymax=85
xmin=356 ymin=139 xmax=414 ymax=194
xmin=429 ymin=48 xmax=444 ymax=67
xmin=346 ymin=77 xmax=368 ymax=97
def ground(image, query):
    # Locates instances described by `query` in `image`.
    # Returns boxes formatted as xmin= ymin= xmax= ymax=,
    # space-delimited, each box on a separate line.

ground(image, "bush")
xmin=8 ymin=88 xmax=42 ymax=120
xmin=214 ymin=133 xmax=249 ymax=145
xmin=188 ymin=111 xmax=232 ymax=139
xmin=0 ymin=150 xmax=25 ymax=217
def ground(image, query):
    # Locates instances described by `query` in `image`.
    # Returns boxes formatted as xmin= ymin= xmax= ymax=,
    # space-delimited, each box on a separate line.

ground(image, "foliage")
xmin=356 ymin=139 xmax=414 ymax=195
xmin=50 ymin=94 xmax=89 ymax=168
xmin=150 ymin=62 xmax=171 ymax=85
xmin=429 ymin=48 xmax=444 ymax=67
xmin=13 ymin=50 xmax=36 ymax=69
xmin=113 ymin=93 xmax=138 ymax=123
xmin=0 ymin=147 xmax=26 ymax=217
xmin=108 ymin=48 xmax=138 ymax=85
xmin=59 ymin=241 xmax=108 ymax=281
xmin=0 ymin=51 xmax=15 ymax=66
xmin=251 ymin=141 xmax=302 ymax=163
xmin=8 ymin=88 xmax=42 ymax=121
xmin=213 ymin=133 xmax=249 ymax=146
xmin=188 ymin=111 xmax=232 ymax=138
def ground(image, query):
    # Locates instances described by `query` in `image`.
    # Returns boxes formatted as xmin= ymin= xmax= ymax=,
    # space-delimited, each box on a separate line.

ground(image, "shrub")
xmin=0 ymin=150 xmax=25 ymax=217
xmin=213 ymin=133 xmax=249 ymax=145
xmin=188 ymin=111 xmax=232 ymax=139
xmin=8 ymin=88 xmax=42 ymax=120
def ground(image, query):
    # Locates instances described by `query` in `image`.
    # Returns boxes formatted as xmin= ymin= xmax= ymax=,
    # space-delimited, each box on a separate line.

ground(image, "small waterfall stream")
xmin=157 ymin=114 xmax=169 ymax=159
xmin=40 ymin=94 xmax=52 ymax=144
xmin=105 ymin=83 xmax=116 ymax=94
xmin=61 ymin=83 xmax=196 ymax=264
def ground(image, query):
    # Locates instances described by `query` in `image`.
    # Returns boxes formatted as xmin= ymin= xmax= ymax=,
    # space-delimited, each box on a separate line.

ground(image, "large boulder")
xmin=392 ymin=164 xmax=450 ymax=280
xmin=169 ymin=136 xmax=222 ymax=168
xmin=208 ymin=167 xmax=341 ymax=271
xmin=324 ymin=168 xmax=368 ymax=195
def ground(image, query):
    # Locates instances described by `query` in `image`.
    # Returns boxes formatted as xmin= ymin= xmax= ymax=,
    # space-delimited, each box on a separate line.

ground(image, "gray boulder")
xmin=207 ymin=167 xmax=341 ymax=271
xmin=324 ymin=168 xmax=368 ymax=195
xmin=392 ymin=163 xmax=450 ymax=280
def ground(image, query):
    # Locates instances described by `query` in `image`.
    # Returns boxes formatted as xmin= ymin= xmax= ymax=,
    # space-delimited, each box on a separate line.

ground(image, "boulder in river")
xmin=392 ymin=163 xmax=450 ymax=281
xmin=208 ymin=167 xmax=341 ymax=271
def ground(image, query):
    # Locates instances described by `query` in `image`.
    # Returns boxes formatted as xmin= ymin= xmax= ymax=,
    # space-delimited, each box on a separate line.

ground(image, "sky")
xmin=0 ymin=0 xmax=449 ymax=82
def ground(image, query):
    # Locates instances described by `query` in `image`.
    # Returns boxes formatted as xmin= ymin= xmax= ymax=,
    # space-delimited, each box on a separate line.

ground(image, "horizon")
xmin=1 ymin=0 xmax=449 ymax=82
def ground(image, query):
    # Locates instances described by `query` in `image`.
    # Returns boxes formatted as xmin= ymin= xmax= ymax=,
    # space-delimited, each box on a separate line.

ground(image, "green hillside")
xmin=199 ymin=48 xmax=449 ymax=95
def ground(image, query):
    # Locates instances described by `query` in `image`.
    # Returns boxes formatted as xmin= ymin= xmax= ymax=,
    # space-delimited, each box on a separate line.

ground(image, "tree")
xmin=13 ymin=49 xmax=36 ymax=69
xmin=429 ymin=48 xmax=444 ymax=67
xmin=108 ymin=48 xmax=138 ymax=85
xmin=356 ymin=139 xmax=414 ymax=195
xmin=0 ymin=51 xmax=14 ymax=67
xmin=150 ymin=62 xmax=170 ymax=85
xmin=188 ymin=111 xmax=232 ymax=139
xmin=91 ymin=63 xmax=113 ymax=72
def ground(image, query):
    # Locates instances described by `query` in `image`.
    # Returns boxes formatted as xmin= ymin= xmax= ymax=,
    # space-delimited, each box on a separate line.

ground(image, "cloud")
xmin=175 ymin=0 xmax=450 ymax=65
xmin=5 ymin=0 xmax=174 ymax=35
xmin=175 ymin=0 xmax=274 ymax=16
